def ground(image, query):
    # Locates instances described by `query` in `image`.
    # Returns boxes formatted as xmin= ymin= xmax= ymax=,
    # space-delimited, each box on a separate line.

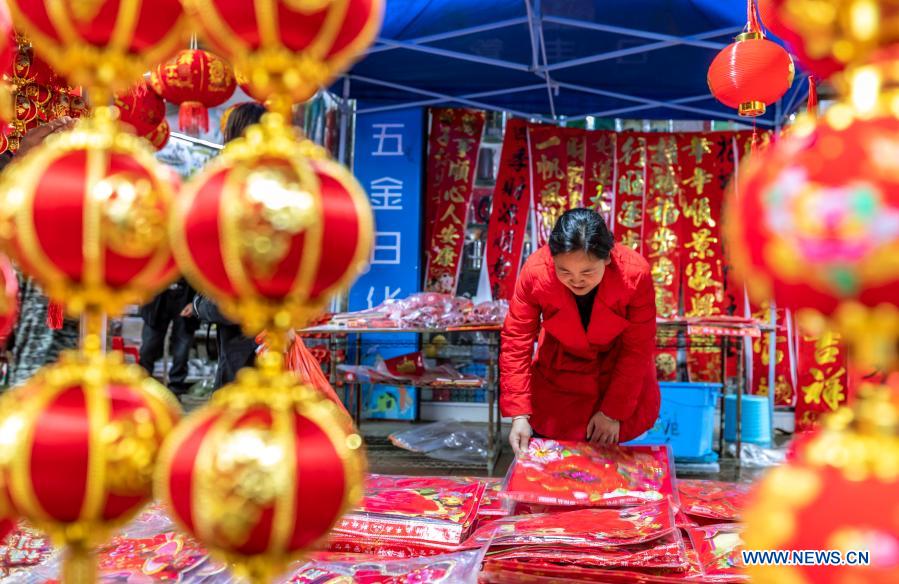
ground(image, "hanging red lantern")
xmin=150 ymin=49 xmax=236 ymax=135
xmin=0 ymin=253 xmax=19 ymax=347
xmin=758 ymin=0 xmax=899 ymax=83
xmin=156 ymin=368 xmax=364 ymax=582
xmin=181 ymin=0 xmax=383 ymax=108
xmin=0 ymin=110 xmax=180 ymax=316
xmin=757 ymin=0 xmax=846 ymax=81
xmin=708 ymin=2 xmax=794 ymax=117
xmin=725 ymin=112 xmax=899 ymax=368
xmin=114 ymin=81 xmax=167 ymax=136
xmin=6 ymin=0 xmax=187 ymax=94
xmin=170 ymin=115 xmax=373 ymax=333
xmin=743 ymin=381 xmax=899 ymax=584
xmin=0 ymin=351 xmax=182 ymax=580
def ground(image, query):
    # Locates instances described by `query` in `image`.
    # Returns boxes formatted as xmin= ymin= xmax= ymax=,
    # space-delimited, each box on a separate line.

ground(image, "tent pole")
xmin=357 ymin=84 xmax=547 ymax=115
xmin=367 ymin=17 xmax=530 ymax=55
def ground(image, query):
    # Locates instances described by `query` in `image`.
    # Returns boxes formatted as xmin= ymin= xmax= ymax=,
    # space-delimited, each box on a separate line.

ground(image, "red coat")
xmin=500 ymin=244 xmax=660 ymax=442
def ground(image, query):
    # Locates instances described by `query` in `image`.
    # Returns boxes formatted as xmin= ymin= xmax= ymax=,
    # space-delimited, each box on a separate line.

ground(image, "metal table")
xmin=301 ymin=324 xmax=504 ymax=475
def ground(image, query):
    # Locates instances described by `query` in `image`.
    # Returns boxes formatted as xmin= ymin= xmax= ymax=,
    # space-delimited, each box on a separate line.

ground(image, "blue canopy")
xmin=343 ymin=0 xmax=807 ymax=127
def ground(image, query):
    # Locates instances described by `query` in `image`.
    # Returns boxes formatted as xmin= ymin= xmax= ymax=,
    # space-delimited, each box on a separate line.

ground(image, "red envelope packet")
xmin=685 ymin=523 xmax=748 ymax=582
xmin=289 ymin=549 xmax=484 ymax=583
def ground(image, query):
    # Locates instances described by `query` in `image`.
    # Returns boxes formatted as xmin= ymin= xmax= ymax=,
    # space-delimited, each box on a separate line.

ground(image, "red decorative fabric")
xmin=583 ymin=131 xmax=617 ymax=226
xmin=0 ymin=254 xmax=19 ymax=345
xmin=643 ymin=134 xmax=682 ymax=319
xmin=499 ymin=245 xmax=659 ymax=441
xmin=486 ymin=118 xmax=532 ymax=300
xmin=502 ymin=440 xmax=676 ymax=508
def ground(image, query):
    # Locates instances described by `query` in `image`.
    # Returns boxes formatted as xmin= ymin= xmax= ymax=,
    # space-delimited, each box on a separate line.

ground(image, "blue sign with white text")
xmin=349 ymin=107 xmax=424 ymax=420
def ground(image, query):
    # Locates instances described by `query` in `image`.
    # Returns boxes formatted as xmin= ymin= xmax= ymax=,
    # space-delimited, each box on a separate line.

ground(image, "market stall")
xmin=0 ymin=0 xmax=895 ymax=583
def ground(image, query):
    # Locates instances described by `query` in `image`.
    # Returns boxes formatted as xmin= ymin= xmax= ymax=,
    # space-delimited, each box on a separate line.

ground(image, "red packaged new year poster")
xmin=424 ymin=108 xmax=485 ymax=293
xmin=486 ymin=118 xmax=532 ymax=300
xmin=795 ymin=330 xmax=850 ymax=432
xmin=528 ymin=126 xmax=586 ymax=246
xmin=467 ymin=500 xmax=677 ymax=548
xmin=502 ymin=440 xmax=676 ymax=508
xmin=678 ymin=479 xmax=752 ymax=522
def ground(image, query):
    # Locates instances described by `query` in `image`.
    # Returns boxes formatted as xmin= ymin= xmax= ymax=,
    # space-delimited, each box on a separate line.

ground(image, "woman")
xmin=192 ymin=102 xmax=267 ymax=389
xmin=501 ymin=208 xmax=660 ymax=454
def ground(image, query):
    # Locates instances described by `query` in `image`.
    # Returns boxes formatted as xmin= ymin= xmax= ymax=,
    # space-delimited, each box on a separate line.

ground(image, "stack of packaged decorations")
xmin=329 ymin=475 xmax=487 ymax=557
xmin=476 ymin=440 xmax=748 ymax=583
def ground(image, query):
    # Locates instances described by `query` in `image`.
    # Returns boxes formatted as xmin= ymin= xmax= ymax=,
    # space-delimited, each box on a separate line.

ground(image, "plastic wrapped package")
xmin=332 ymin=480 xmax=486 ymax=549
xmin=677 ymin=480 xmax=752 ymax=523
xmin=2 ymin=506 xmax=230 ymax=583
xmin=502 ymin=440 xmax=678 ymax=509
xmin=684 ymin=523 xmax=748 ymax=582
xmin=486 ymin=530 xmax=688 ymax=570
xmin=329 ymin=293 xmax=507 ymax=329
xmin=0 ymin=524 xmax=53 ymax=579
xmin=464 ymin=501 xmax=677 ymax=549
xmin=388 ymin=421 xmax=488 ymax=464
xmin=284 ymin=548 xmax=486 ymax=583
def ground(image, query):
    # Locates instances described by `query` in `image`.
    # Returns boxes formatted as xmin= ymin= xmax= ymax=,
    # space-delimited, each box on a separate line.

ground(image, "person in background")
xmin=192 ymin=102 xmax=267 ymax=389
xmin=501 ymin=208 xmax=661 ymax=455
xmin=1 ymin=117 xmax=81 ymax=387
xmin=139 ymin=277 xmax=197 ymax=395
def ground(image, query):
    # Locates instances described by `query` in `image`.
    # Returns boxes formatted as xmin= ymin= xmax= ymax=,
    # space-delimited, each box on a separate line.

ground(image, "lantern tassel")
xmin=178 ymin=101 xmax=209 ymax=135
xmin=750 ymin=123 xmax=759 ymax=156
xmin=47 ymin=301 xmax=64 ymax=330
xmin=61 ymin=543 xmax=96 ymax=584
xmin=807 ymin=76 xmax=818 ymax=116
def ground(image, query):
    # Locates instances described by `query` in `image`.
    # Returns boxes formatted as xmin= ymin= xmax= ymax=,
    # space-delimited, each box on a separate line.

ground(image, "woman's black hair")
xmin=548 ymin=208 xmax=615 ymax=260
xmin=223 ymin=102 xmax=267 ymax=144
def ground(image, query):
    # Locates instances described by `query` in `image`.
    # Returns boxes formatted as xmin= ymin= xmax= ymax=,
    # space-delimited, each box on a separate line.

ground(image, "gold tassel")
xmin=61 ymin=543 xmax=96 ymax=584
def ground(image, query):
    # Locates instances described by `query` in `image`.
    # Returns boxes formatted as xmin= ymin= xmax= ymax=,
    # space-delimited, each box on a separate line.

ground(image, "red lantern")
xmin=151 ymin=49 xmax=236 ymax=135
xmin=7 ymin=0 xmax=186 ymax=93
xmin=0 ymin=253 xmax=18 ymax=347
xmin=182 ymin=0 xmax=383 ymax=107
xmin=744 ymin=382 xmax=899 ymax=584
xmin=114 ymin=81 xmax=167 ymax=136
xmin=171 ymin=115 xmax=373 ymax=333
xmin=727 ymin=114 xmax=899 ymax=315
xmin=156 ymin=366 xmax=364 ymax=582
xmin=0 ymin=112 xmax=180 ymax=316
xmin=0 ymin=351 xmax=182 ymax=578
xmin=758 ymin=0 xmax=846 ymax=81
xmin=726 ymin=113 xmax=899 ymax=369
xmin=708 ymin=13 xmax=794 ymax=118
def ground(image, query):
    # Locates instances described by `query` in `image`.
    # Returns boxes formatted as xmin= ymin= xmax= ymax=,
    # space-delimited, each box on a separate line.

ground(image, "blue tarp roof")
xmin=343 ymin=0 xmax=807 ymax=127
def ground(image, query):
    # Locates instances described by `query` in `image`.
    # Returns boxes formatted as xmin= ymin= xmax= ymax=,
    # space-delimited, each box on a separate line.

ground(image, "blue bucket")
xmin=625 ymin=382 xmax=720 ymax=459
xmin=724 ymin=394 xmax=772 ymax=446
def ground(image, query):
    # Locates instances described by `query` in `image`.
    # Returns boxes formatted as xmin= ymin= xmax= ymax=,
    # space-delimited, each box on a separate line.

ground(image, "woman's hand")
xmin=587 ymin=410 xmax=620 ymax=444
xmin=509 ymin=416 xmax=533 ymax=456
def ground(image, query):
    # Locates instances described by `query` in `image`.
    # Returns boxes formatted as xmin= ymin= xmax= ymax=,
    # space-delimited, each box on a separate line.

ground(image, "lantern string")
xmin=807 ymin=76 xmax=819 ymax=116
xmin=746 ymin=0 xmax=762 ymax=34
